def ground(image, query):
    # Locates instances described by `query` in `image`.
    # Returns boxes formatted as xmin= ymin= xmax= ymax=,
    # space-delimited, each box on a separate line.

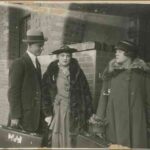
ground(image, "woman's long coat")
xmin=42 ymin=58 xmax=93 ymax=133
xmin=96 ymin=58 xmax=150 ymax=148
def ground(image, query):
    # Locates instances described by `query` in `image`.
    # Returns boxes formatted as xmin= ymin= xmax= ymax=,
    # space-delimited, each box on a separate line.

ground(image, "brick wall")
xmin=0 ymin=6 xmax=9 ymax=125
xmin=30 ymin=3 xmax=69 ymax=54
xmin=29 ymin=3 xmax=131 ymax=53
xmin=0 ymin=6 xmax=23 ymax=125
xmin=29 ymin=3 xmax=86 ymax=55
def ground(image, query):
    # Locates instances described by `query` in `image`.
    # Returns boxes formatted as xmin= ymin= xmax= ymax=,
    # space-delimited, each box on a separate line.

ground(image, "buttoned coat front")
xmin=8 ymin=53 xmax=42 ymax=132
xmin=96 ymin=58 xmax=150 ymax=148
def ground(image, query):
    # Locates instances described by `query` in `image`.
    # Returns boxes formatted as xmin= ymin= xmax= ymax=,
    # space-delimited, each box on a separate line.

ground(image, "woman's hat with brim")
xmin=22 ymin=29 xmax=48 ymax=43
xmin=115 ymin=40 xmax=137 ymax=52
xmin=52 ymin=45 xmax=77 ymax=54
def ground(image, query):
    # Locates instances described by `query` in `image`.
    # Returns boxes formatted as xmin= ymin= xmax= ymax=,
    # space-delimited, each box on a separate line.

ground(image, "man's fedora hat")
xmin=52 ymin=45 xmax=77 ymax=54
xmin=22 ymin=29 xmax=48 ymax=43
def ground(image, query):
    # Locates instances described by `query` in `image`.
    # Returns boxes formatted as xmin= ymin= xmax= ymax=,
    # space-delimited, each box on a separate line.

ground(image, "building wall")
xmin=0 ymin=3 xmax=134 ymax=124
xmin=29 ymin=3 xmax=131 ymax=53
xmin=0 ymin=6 xmax=23 ymax=125
xmin=138 ymin=17 xmax=150 ymax=61
xmin=0 ymin=6 xmax=10 ymax=125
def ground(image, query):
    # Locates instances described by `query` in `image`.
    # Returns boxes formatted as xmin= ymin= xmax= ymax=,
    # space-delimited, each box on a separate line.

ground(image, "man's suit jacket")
xmin=8 ymin=53 xmax=42 ymax=132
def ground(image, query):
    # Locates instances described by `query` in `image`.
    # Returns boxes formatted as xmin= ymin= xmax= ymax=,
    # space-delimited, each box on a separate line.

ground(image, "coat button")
xmin=131 ymin=92 xmax=135 ymax=96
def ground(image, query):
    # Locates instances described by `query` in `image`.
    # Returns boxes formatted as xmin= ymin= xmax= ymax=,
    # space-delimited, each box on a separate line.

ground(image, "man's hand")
xmin=45 ymin=116 xmax=52 ymax=126
xmin=89 ymin=114 xmax=99 ymax=124
xmin=11 ymin=119 xmax=19 ymax=127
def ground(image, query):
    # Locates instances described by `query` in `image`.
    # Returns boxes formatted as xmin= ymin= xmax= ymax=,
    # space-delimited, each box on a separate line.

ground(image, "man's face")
xmin=29 ymin=42 xmax=44 ymax=56
xmin=58 ymin=52 xmax=71 ymax=67
xmin=115 ymin=49 xmax=129 ymax=64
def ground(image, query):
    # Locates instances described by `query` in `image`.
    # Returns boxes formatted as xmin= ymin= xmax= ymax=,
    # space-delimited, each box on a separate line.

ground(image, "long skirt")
xmin=50 ymin=95 xmax=71 ymax=148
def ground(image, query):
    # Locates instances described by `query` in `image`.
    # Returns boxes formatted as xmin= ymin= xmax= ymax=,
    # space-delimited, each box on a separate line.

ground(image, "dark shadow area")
xmin=62 ymin=17 xmax=86 ymax=45
xmin=69 ymin=3 xmax=150 ymax=17
xmin=8 ymin=6 xmax=30 ymax=67
xmin=8 ymin=7 xmax=21 ymax=64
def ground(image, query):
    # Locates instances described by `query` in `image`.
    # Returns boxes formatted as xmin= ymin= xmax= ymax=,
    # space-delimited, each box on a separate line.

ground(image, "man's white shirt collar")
xmin=27 ymin=50 xmax=37 ymax=68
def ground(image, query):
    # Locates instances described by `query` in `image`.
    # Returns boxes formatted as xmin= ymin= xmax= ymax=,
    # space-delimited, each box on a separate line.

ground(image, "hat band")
xmin=26 ymin=35 xmax=45 ymax=41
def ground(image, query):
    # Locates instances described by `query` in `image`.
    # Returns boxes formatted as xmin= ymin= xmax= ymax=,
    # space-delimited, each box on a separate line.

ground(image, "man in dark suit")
xmin=8 ymin=29 xmax=48 ymax=134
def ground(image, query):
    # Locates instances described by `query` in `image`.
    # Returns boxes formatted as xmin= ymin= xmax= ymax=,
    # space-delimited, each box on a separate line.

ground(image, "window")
xmin=19 ymin=15 xmax=31 ymax=56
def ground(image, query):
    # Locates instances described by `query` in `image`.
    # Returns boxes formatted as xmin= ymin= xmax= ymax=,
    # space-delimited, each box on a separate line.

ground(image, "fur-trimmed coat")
xmin=42 ymin=58 xmax=93 ymax=133
xmin=96 ymin=58 xmax=150 ymax=148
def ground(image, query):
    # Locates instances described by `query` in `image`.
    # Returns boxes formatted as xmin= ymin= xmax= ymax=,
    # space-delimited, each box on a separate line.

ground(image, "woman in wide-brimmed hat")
xmin=89 ymin=40 xmax=150 ymax=148
xmin=42 ymin=45 xmax=93 ymax=148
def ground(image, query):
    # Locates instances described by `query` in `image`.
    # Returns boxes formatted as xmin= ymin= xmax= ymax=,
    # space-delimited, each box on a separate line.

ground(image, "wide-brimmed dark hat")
xmin=22 ymin=29 xmax=48 ymax=43
xmin=115 ymin=40 xmax=137 ymax=52
xmin=52 ymin=45 xmax=77 ymax=54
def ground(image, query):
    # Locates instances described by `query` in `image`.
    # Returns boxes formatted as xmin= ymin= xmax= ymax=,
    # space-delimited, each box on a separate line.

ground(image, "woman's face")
xmin=115 ymin=49 xmax=129 ymax=64
xmin=58 ymin=52 xmax=71 ymax=66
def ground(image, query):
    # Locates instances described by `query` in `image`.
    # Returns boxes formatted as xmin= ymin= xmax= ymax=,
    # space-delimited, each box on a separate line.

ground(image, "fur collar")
xmin=47 ymin=58 xmax=81 ymax=84
xmin=102 ymin=58 xmax=150 ymax=80
xmin=108 ymin=58 xmax=150 ymax=72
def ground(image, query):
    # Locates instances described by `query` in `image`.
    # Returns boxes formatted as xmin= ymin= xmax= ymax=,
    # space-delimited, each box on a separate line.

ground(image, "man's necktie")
xmin=35 ymin=57 xmax=41 ymax=81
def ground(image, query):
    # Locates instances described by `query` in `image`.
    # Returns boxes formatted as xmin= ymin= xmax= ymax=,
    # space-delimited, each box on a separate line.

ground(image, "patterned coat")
xmin=42 ymin=58 xmax=93 ymax=133
xmin=96 ymin=58 xmax=150 ymax=148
